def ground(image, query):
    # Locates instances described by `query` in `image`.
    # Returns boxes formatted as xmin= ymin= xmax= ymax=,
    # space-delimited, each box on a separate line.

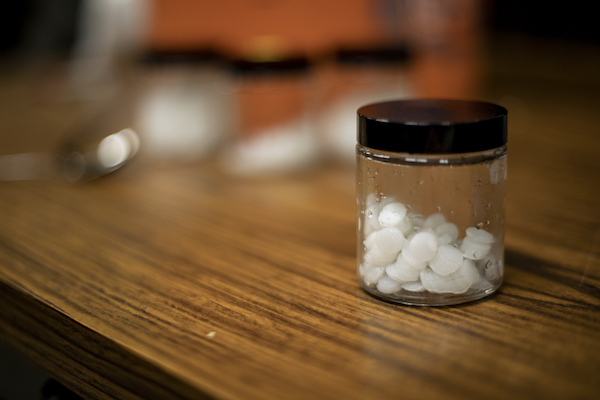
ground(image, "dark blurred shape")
xmin=333 ymin=43 xmax=411 ymax=66
xmin=41 ymin=379 xmax=84 ymax=400
xmin=0 ymin=0 xmax=80 ymax=57
xmin=491 ymin=0 xmax=600 ymax=44
xmin=0 ymin=342 xmax=50 ymax=400
xmin=227 ymin=55 xmax=311 ymax=76
xmin=0 ymin=1 xmax=31 ymax=54
xmin=140 ymin=47 xmax=224 ymax=67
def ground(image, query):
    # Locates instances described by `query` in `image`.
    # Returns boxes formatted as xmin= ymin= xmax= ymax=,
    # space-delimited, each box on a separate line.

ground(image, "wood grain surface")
xmin=1 ymin=36 xmax=599 ymax=399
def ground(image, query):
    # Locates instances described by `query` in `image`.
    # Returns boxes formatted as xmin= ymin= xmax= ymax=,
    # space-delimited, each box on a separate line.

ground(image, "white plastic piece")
xmin=364 ymin=249 xmax=398 ymax=267
xmin=365 ymin=193 xmax=379 ymax=209
xmin=402 ymin=281 xmax=426 ymax=292
xmin=365 ymin=204 xmax=382 ymax=232
xmin=400 ymin=242 xmax=428 ymax=269
xmin=364 ymin=196 xmax=397 ymax=234
xmin=463 ymin=259 xmax=481 ymax=283
xmin=396 ymin=216 xmax=414 ymax=237
xmin=460 ymin=227 xmax=494 ymax=260
xmin=407 ymin=231 xmax=439 ymax=262
xmin=364 ymin=227 xmax=405 ymax=255
xmin=460 ymin=237 xmax=492 ymax=260
xmin=408 ymin=213 xmax=425 ymax=229
xmin=429 ymin=244 xmax=463 ymax=276
xmin=465 ymin=227 xmax=495 ymax=244
xmin=423 ymin=213 xmax=446 ymax=230
xmin=378 ymin=202 xmax=408 ymax=228
xmin=360 ymin=264 xmax=385 ymax=287
xmin=386 ymin=256 xmax=422 ymax=283
xmin=434 ymin=222 xmax=459 ymax=245
xmin=363 ymin=229 xmax=378 ymax=251
xmin=376 ymin=275 xmax=403 ymax=294
xmin=420 ymin=259 xmax=479 ymax=294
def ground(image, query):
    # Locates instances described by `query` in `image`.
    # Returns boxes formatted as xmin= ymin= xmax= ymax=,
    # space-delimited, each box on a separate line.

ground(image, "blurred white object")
xmin=224 ymin=117 xmax=317 ymax=176
xmin=96 ymin=128 xmax=140 ymax=169
xmin=136 ymin=67 xmax=229 ymax=162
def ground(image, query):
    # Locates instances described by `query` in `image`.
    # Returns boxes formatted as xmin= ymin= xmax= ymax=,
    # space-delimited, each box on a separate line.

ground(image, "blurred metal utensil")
xmin=0 ymin=128 xmax=139 ymax=183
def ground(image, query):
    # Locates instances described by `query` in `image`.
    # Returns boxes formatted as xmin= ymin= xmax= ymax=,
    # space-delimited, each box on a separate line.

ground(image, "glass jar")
xmin=135 ymin=48 xmax=230 ymax=162
xmin=356 ymin=99 xmax=507 ymax=306
xmin=221 ymin=55 xmax=316 ymax=175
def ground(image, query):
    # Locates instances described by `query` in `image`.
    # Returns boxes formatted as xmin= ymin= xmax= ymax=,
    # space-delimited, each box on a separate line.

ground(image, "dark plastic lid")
xmin=334 ymin=44 xmax=410 ymax=66
xmin=357 ymin=99 xmax=507 ymax=154
xmin=227 ymin=55 xmax=310 ymax=76
xmin=140 ymin=48 xmax=223 ymax=65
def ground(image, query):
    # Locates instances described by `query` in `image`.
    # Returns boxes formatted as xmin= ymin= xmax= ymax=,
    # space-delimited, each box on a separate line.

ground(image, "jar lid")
xmin=357 ymin=99 xmax=507 ymax=154
xmin=334 ymin=44 xmax=410 ymax=66
xmin=141 ymin=48 xmax=223 ymax=66
xmin=227 ymin=55 xmax=310 ymax=76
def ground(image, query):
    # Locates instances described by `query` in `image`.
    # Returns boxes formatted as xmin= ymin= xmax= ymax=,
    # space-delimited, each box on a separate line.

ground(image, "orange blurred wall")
xmin=145 ymin=0 xmax=486 ymax=99
xmin=146 ymin=0 xmax=389 ymax=57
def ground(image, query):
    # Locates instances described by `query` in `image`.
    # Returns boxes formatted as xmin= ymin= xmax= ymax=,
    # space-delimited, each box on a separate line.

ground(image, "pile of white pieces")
xmin=359 ymin=197 xmax=501 ymax=296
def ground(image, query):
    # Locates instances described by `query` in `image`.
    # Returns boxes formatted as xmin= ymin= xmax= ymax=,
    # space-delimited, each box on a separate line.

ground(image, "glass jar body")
xmin=356 ymin=144 xmax=507 ymax=306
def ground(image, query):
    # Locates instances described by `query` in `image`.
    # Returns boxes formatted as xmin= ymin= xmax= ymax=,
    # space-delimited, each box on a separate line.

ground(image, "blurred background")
xmin=0 ymin=1 xmax=599 ymax=399
xmin=0 ymin=0 xmax=597 ymax=178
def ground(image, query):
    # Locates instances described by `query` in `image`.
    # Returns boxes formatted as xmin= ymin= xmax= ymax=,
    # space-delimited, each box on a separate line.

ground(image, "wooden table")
xmin=1 ymin=36 xmax=599 ymax=399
